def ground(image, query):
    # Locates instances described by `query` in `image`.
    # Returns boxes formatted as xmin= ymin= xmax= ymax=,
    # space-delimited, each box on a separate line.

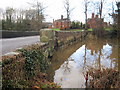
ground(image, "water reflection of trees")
xmin=83 ymin=38 xmax=118 ymax=69
xmin=61 ymin=59 xmax=77 ymax=74
xmin=54 ymin=38 xmax=118 ymax=88
xmin=84 ymin=38 xmax=104 ymax=69
xmin=62 ymin=61 xmax=71 ymax=73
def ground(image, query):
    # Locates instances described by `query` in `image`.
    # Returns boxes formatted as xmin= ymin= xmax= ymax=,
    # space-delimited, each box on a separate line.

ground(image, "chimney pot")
xmin=96 ymin=15 xmax=98 ymax=18
xmin=92 ymin=13 xmax=94 ymax=18
xmin=61 ymin=15 xmax=63 ymax=19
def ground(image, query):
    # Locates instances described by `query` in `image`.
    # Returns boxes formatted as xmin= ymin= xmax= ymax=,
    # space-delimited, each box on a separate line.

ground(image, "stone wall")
xmin=2 ymin=30 xmax=89 ymax=69
xmin=55 ymin=31 xmax=87 ymax=41
xmin=40 ymin=29 xmax=89 ymax=51
xmin=2 ymin=30 xmax=89 ymax=65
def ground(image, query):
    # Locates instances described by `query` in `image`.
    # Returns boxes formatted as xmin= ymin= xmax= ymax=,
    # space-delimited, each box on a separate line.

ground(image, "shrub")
xmin=19 ymin=49 xmax=50 ymax=77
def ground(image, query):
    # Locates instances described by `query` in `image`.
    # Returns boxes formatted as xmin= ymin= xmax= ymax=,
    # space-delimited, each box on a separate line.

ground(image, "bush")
xmin=19 ymin=49 xmax=50 ymax=77
xmin=88 ymin=68 xmax=120 ymax=88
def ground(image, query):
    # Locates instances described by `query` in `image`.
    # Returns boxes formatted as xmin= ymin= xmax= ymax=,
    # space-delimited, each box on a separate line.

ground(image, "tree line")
xmin=1 ymin=2 xmax=46 ymax=31
xmin=0 ymin=0 xmax=119 ymax=31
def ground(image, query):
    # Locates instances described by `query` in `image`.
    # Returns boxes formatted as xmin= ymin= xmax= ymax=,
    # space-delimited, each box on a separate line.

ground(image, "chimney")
xmin=53 ymin=19 xmax=54 ymax=23
xmin=95 ymin=15 xmax=98 ymax=18
xmin=61 ymin=15 xmax=63 ymax=20
xmin=92 ymin=13 xmax=94 ymax=18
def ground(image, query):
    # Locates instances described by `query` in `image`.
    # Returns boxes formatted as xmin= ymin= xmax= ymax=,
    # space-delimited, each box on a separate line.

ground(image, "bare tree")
xmin=5 ymin=7 xmax=15 ymax=22
xmin=4 ymin=7 xmax=16 ymax=30
xmin=111 ymin=1 xmax=120 ymax=31
xmin=64 ymin=0 xmax=74 ymax=20
xmin=27 ymin=1 xmax=46 ymax=30
xmin=0 ymin=8 xmax=2 ymax=30
xmin=112 ymin=1 xmax=115 ymax=14
xmin=0 ymin=8 xmax=3 ymax=20
xmin=116 ymin=1 xmax=120 ymax=72
xmin=84 ymin=0 xmax=90 ymax=30
xmin=98 ymin=0 xmax=105 ymax=19
xmin=17 ymin=9 xmax=25 ymax=23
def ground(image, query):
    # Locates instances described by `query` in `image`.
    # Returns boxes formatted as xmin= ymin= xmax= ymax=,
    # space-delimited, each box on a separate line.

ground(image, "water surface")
xmin=47 ymin=37 xmax=118 ymax=88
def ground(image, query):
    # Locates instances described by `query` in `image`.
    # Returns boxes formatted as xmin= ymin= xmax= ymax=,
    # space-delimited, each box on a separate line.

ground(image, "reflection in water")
xmin=54 ymin=43 xmax=118 ymax=88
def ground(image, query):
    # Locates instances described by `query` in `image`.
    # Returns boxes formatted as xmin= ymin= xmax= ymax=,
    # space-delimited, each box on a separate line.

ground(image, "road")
xmin=1 ymin=36 xmax=40 ymax=56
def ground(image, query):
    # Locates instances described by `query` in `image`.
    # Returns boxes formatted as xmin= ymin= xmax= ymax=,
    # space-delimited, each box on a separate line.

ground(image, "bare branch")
xmin=64 ymin=0 xmax=74 ymax=20
xmin=83 ymin=0 xmax=91 ymax=30
xmin=27 ymin=1 xmax=47 ymax=30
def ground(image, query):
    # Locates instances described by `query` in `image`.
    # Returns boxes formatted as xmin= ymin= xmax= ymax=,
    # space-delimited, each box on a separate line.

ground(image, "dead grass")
xmin=88 ymin=68 xmax=120 ymax=88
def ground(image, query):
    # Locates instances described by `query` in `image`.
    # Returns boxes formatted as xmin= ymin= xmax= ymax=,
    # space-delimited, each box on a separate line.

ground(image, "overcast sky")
xmin=0 ymin=0 xmax=118 ymax=23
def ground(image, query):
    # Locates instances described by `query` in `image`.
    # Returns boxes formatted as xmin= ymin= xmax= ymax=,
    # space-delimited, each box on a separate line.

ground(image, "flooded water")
xmin=47 ymin=37 xmax=119 ymax=88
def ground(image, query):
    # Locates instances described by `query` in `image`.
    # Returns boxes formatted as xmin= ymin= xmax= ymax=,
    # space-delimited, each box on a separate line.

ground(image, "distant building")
xmin=50 ymin=15 xmax=71 ymax=30
xmin=87 ymin=13 xmax=104 ymax=29
xmin=43 ymin=22 xmax=53 ymax=28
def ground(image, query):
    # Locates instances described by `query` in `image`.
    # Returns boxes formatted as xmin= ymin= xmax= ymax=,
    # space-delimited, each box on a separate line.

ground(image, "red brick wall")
xmin=88 ymin=19 xmax=103 ymax=29
xmin=53 ymin=20 xmax=71 ymax=30
xmin=87 ymin=14 xmax=104 ymax=29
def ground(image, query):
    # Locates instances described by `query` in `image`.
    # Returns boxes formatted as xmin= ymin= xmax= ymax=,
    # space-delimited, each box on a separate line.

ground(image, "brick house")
xmin=87 ymin=13 xmax=104 ymax=29
xmin=50 ymin=15 xmax=71 ymax=30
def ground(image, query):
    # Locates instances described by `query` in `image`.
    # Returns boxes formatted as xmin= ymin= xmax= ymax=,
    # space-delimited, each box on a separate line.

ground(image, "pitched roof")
xmin=55 ymin=18 xmax=70 ymax=22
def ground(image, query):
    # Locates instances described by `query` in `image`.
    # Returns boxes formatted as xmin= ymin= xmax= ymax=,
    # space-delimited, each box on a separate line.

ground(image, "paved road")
xmin=1 ymin=36 xmax=40 ymax=56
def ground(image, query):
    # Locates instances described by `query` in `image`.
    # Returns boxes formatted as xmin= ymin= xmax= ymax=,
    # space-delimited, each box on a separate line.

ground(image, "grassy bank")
xmin=51 ymin=28 xmax=60 ymax=31
xmin=51 ymin=28 xmax=93 ymax=32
